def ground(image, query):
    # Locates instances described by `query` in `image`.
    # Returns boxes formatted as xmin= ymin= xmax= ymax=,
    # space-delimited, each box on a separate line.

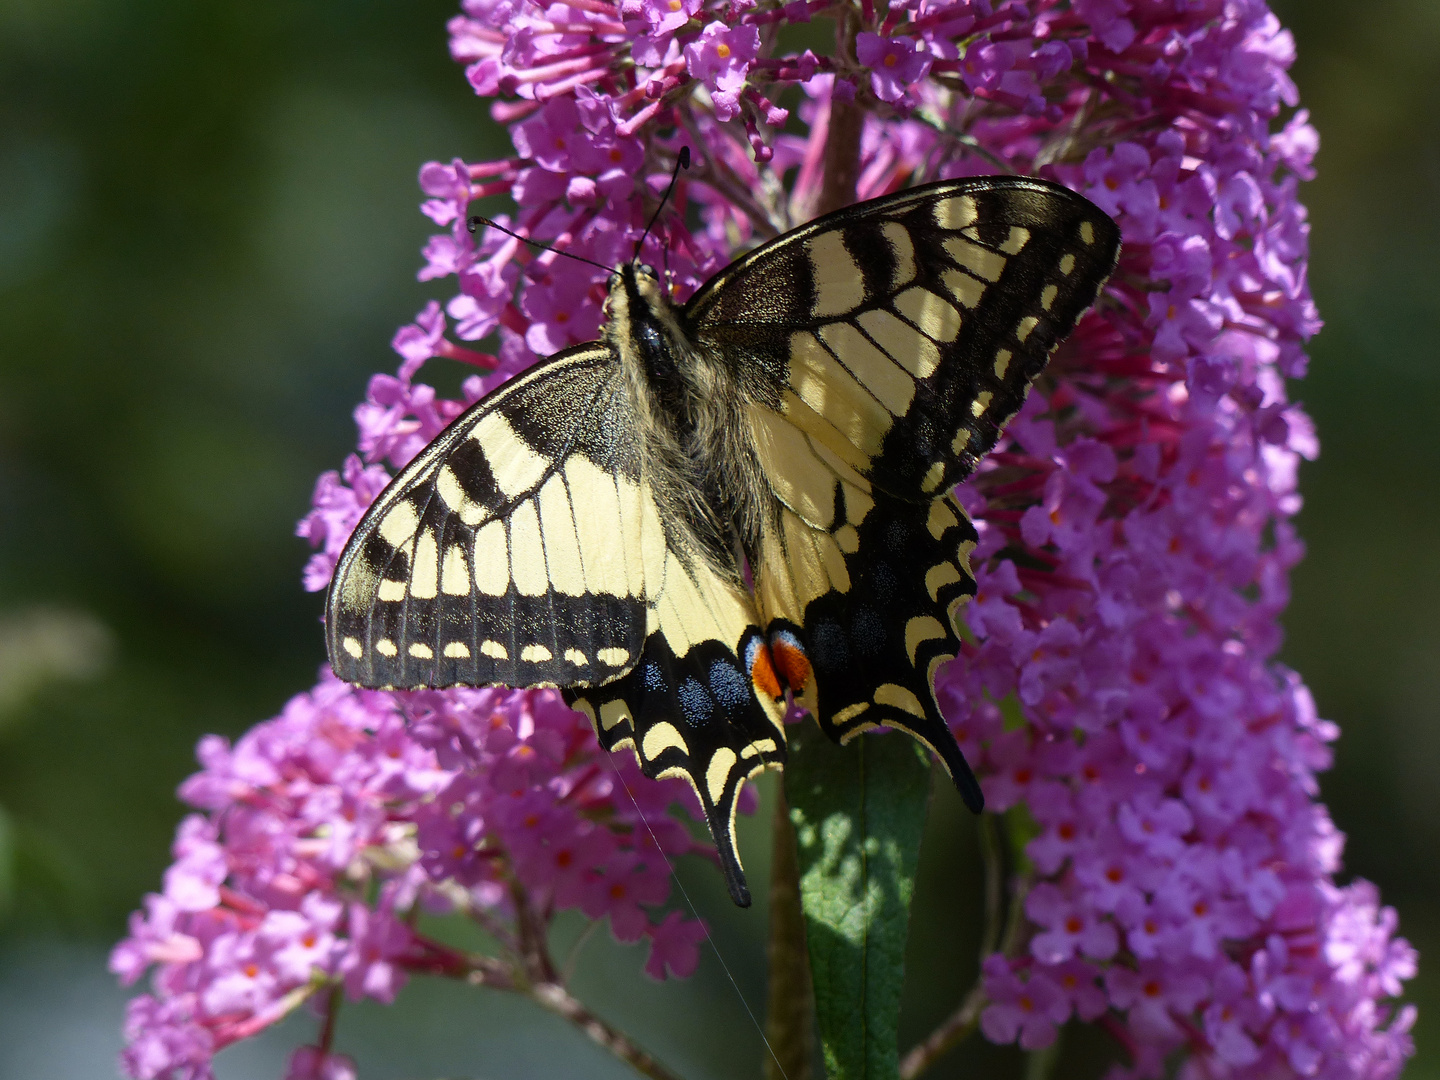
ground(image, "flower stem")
xmin=529 ymin=981 xmax=685 ymax=1080
xmin=897 ymin=981 xmax=986 ymax=1079
xmin=897 ymin=814 xmax=1021 ymax=1077
xmin=818 ymin=9 xmax=862 ymax=214
xmin=763 ymin=785 xmax=813 ymax=1080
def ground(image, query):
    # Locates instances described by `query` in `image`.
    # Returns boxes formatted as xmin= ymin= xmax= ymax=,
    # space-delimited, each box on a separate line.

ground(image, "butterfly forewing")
xmin=326 ymin=345 xmax=653 ymax=690
xmin=686 ymin=177 xmax=1121 ymax=499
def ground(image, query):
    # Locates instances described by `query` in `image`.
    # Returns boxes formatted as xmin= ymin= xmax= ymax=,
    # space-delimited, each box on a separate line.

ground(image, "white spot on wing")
xmin=904 ymin=615 xmax=946 ymax=663
xmin=378 ymin=501 xmax=419 ymax=549
xmin=642 ymin=721 xmax=689 ymax=762
xmin=441 ymin=544 xmax=470 ymax=596
xmin=857 ymin=307 xmax=941 ymax=379
xmin=521 ymin=643 xmax=553 ymax=662
xmin=707 ymin=747 xmax=737 ymax=803
xmin=480 ymin=640 xmax=508 ymax=660
xmin=817 ymin=320 xmax=916 ymax=416
xmin=880 ymin=221 xmax=916 ymax=290
xmin=875 ymin=682 xmax=926 ymax=717
xmin=788 ymin=330 xmax=893 ymax=455
xmin=376 ymin=638 xmax=398 ymax=657
xmin=566 ymin=456 xmax=630 ymax=597
xmin=473 ymin=520 xmax=509 ymax=596
xmin=944 ymin=236 xmax=1006 ymax=282
xmin=444 ymin=641 xmax=470 ymax=658
xmin=408 ymin=642 xmax=434 ymax=659
xmin=893 ymin=287 xmax=961 ymax=343
xmin=597 ymin=647 xmax=630 ymax=667
xmin=933 ymin=194 xmax=977 ymax=230
xmin=925 ymin=561 xmax=962 ymax=600
xmin=377 ymin=579 xmax=406 ymax=602
xmin=998 ymin=226 xmax=1031 ymax=254
xmin=410 ymin=529 xmax=439 ymax=599
xmin=507 ymin=501 xmax=547 ymax=596
xmin=941 ymin=268 xmax=987 ymax=309
xmin=600 ymin=698 xmax=632 ymax=731
xmin=927 ymin=499 xmax=959 ymax=539
xmin=537 ymin=476 xmax=585 ymax=596
xmin=471 ymin=411 xmax=550 ymax=498
xmin=807 ymin=230 xmax=865 ymax=319
xmin=342 ymin=636 xmax=363 ymax=658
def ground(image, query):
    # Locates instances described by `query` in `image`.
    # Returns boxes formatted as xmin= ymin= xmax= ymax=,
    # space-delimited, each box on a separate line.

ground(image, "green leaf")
xmin=784 ymin=723 xmax=932 ymax=1080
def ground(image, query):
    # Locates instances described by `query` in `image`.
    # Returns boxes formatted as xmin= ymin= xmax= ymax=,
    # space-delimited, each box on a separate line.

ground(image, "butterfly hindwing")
xmin=749 ymin=451 xmax=985 ymax=809
xmin=566 ymin=545 xmax=787 ymax=906
xmin=326 ymin=345 xmax=656 ymax=690
xmin=687 ymin=177 xmax=1121 ymax=500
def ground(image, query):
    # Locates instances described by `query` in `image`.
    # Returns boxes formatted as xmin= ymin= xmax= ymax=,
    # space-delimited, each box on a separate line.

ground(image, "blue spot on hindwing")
xmin=678 ymin=677 xmax=714 ymax=725
xmin=872 ymin=561 xmax=899 ymax=599
xmin=709 ymin=660 xmax=749 ymax=708
xmin=852 ymin=608 xmax=885 ymax=656
xmin=643 ymin=661 xmax=666 ymax=692
xmin=811 ymin=621 xmax=848 ymax=672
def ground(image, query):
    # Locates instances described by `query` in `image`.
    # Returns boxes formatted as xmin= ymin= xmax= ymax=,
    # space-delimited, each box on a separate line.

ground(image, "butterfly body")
xmin=326 ymin=176 xmax=1120 ymax=905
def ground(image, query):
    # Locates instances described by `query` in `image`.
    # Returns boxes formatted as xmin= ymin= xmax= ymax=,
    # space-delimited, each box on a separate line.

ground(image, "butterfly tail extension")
xmin=567 ymin=625 xmax=787 ymax=907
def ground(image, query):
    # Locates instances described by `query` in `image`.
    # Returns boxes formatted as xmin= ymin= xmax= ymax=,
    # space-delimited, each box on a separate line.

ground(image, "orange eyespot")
xmin=771 ymin=639 xmax=811 ymax=692
xmin=748 ymin=644 xmax=781 ymax=699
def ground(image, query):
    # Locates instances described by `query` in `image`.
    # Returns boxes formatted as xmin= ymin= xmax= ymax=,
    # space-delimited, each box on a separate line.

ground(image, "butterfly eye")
xmin=637 ymin=263 xmax=658 ymax=279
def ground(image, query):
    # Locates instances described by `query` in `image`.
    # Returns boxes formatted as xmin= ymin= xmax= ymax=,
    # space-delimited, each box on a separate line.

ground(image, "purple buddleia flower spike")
xmin=116 ymin=0 xmax=1416 ymax=1077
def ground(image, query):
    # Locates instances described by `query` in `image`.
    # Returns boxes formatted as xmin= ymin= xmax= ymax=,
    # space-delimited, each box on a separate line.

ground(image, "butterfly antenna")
xmin=467 ymin=216 xmax=613 ymax=275
xmin=602 ymin=750 xmax=792 ymax=1080
xmin=632 ymin=146 xmax=692 ymax=265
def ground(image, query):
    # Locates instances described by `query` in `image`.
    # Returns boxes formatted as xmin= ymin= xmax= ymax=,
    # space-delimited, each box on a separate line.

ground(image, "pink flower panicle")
xmin=123 ymin=0 xmax=1418 ymax=1077
xmin=110 ymin=677 xmax=709 ymax=1080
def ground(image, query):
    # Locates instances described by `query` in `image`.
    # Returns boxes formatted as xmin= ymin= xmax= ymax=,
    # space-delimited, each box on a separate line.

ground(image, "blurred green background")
xmin=0 ymin=1 xmax=1435 ymax=1077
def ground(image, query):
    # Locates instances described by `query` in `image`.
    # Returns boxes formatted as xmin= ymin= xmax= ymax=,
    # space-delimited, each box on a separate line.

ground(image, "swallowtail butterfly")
xmin=326 ymin=176 xmax=1120 ymax=906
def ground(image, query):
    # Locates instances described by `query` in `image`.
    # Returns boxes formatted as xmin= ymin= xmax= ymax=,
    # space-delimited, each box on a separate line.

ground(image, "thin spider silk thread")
xmin=603 ymin=753 xmax=792 ymax=1080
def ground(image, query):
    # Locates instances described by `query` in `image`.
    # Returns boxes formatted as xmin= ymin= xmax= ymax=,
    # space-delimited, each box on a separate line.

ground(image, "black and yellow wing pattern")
xmin=326 ymin=175 xmax=1120 ymax=906
xmin=686 ymin=177 xmax=1120 ymax=812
